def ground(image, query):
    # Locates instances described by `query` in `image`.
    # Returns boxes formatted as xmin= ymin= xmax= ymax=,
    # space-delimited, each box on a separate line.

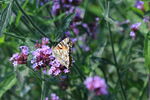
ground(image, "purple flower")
xmin=74 ymin=8 xmax=85 ymax=21
xmin=143 ymin=16 xmax=150 ymax=23
xmin=135 ymin=0 xmax=144 ymax=10
xmin=129 ymin=22 xmax=141 ymax=39
xmin=45 ymin=93 xmax=61 ymax=100
xmin=48 ymin=59 xmax=70 ymax=76
xmin=51 ymin=93 xmax=61 ymax=100
xmin=10 ymin=46 xmax=29 ymax=66
xmin=32 ymin=38 xmax=70 ymax=76
xmin=31 ymin=45 xmax=53 ymax=70
xmin=130 ymin=22 xmax=141 ymax=31
xmin=42 ymin=37 xmax=49 ymax=45
xmin=84 ymin=76 xmax=108 ymax=95
xmin=52 ymin=2 xmax=61 ymax=15
xmin=130 ymin=31 xmax=136 ymax=39
xmin=20 ymin=46 xmax=29 ymax=55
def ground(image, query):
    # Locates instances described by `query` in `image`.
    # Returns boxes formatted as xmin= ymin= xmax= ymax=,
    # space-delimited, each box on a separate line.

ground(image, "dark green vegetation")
xmin=0 ymin=0 xmax=150 ymax=100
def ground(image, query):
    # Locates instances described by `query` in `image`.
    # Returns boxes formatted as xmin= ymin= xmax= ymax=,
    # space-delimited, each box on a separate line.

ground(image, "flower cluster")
xmin=10 ymin=38 xmax=70 ymax=76
xmin=52 ymin=0 xmax=82 ymax=16
xmin=135 ymin=0 xmax=144 ymax=11
xmin=84 ymin=76 xmax=108 ymax=95
xmin=10 ymin=46 xmax=29 ymax=67
xmin=31 ymin=38 xmax=70 ymax=76
xmin=45 ymin=93 xmax=61 ymax=100
xmin=51 ymin=0 xmax=99 ymax=52
xmin=130 ymin=22 xmax=141 ymax=39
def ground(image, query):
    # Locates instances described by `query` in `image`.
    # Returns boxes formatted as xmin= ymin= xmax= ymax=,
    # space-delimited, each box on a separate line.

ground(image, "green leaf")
xmin=55 ymin=13 xmax=75 ymax=39
xmin=0 ymin=35 xmax=5 ymax=44
xmin=15 ymin=0 xmax=29 ymax=26
xmin=87 ymin=4 xmax=103 ymax=17
xmin=144 ymin=32 xmax=150 ymax=71
xmin=0 ymin=72 xmax=17 ymax=98
xmin=0 ymin=0 xmax=13 ymax=36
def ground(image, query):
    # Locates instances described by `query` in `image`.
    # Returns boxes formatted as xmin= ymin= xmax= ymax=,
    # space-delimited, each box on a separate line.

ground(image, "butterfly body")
xmin=52 ymin=38 xmax=72 ymax=69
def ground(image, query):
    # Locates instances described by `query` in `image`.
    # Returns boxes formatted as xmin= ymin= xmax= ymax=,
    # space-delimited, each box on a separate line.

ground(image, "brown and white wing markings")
xmin=52 ymin=38 xmax=72 ymax=69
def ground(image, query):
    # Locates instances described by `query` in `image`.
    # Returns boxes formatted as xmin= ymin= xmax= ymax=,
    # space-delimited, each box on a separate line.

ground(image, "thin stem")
xmin=74 ymin=63 xmax=85 ymax=81
xmin=107 ymin=22 xmax=127 ymax=100
xmin=41 ymin=74 xmax=46 ymax=100
xmin=4 ymin=32 xmax=36 ymax=43
xmin=148 ymin=74 xmax=150 ymax=100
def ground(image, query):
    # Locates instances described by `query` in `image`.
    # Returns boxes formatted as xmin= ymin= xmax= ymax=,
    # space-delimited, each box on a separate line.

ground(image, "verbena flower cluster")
xmin=10 ymin=38 xmax=70 ymax=76
xmin=50 ymin=0 xmax=99 ymax=52
xmin=45 ymin=93 xmax=61 ymax=100
xmin=10 ymin=46 xmax=29 ymax=66
xmin=84 ymin=76 xmax=108 ymax=95
xmin=37 ymin=1 xmax=100 ymax=52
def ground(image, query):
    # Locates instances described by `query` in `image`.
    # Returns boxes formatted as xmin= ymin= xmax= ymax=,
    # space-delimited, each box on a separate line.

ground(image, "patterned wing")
xmin=52 ymin=38 xmax=72 ymax=69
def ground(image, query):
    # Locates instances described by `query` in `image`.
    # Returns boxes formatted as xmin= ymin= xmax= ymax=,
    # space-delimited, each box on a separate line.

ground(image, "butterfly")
xmin=52 ymin=38 xmax=73 ymax=69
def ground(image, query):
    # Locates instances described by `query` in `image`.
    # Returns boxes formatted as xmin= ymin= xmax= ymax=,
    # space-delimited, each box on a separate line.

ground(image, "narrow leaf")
xmin=0 ymin=72 xmax=17 ymax=98
xmin=0 ymin=0 xmax=13 ymax=36
xmin=144 ymin=32 xmax=150 ymax=71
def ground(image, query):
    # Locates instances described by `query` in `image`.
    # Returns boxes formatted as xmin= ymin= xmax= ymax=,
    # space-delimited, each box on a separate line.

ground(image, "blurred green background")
xmin=0 ymin=0 xmax=150 ymax=100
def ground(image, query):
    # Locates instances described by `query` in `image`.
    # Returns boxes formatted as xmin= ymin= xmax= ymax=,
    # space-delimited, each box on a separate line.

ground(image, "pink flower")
xmin=84 ymin=76 xmax=108 ymax=95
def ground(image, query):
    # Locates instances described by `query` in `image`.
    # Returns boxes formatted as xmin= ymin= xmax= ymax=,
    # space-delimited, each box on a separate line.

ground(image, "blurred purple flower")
xmin=130 ymin=31 xmax=136 ymax=39
xmin=62 ymin=0 xmax=82 ymax=6
xmin=45 ymin=93 xmax=61 ymax=100
xmin=143 ymin=16 xmax=150 ymax=23
xmin=83 ymin=45 xmax=90 ymax=52
xmin=10 ymin=46 xmax=29 ymax=66
xmin=39 ymin=0 xmax=49 ymax=6
xmin=20 ymin=46 xmax=29 ymax=55
xmin=42 ymin=37 xmax=49 ymax=45
xmin=130 ymin=22 xmax=141 ymax=31
xmin=84 ymin=76 xmax=108 ymax=95
xmin=51 ymin=93 xmax=61 ymax=100
xmin=52 ymin=2 xmax=61 ymax=16
xmin=135 ymin=0 xmax=144 ymax=11
xmin=130 ymin=22 xmax=141 ymax=39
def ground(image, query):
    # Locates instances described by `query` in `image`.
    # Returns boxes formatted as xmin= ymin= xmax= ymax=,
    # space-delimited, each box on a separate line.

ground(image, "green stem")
xmin=148 ymin=73 xmax=150 ymax=100
xmin=14 ymin=0 xmax=50 ymax=38
xmin=107 ymin=22 xmax=127 ymax=100
xmin=74 ymin=63 xmax=85 ymax=81
xmin=41 ymin=74 xmax=46 ymax=100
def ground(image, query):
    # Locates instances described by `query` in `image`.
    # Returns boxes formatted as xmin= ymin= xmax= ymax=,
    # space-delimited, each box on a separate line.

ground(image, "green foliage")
xmin=0 ymin=0 xmax=13 ymax=36
xmin=0 ymin=0 xmax=150 ymax=100
xmin=144 ymin=32 xmax=150 ymax=71
xmin=0 ymin=72 xmax=17 ymax=98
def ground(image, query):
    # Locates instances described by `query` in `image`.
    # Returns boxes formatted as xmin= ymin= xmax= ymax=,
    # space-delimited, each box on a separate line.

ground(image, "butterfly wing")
xmin=52 ymin=38 xmax=72 ymax=69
